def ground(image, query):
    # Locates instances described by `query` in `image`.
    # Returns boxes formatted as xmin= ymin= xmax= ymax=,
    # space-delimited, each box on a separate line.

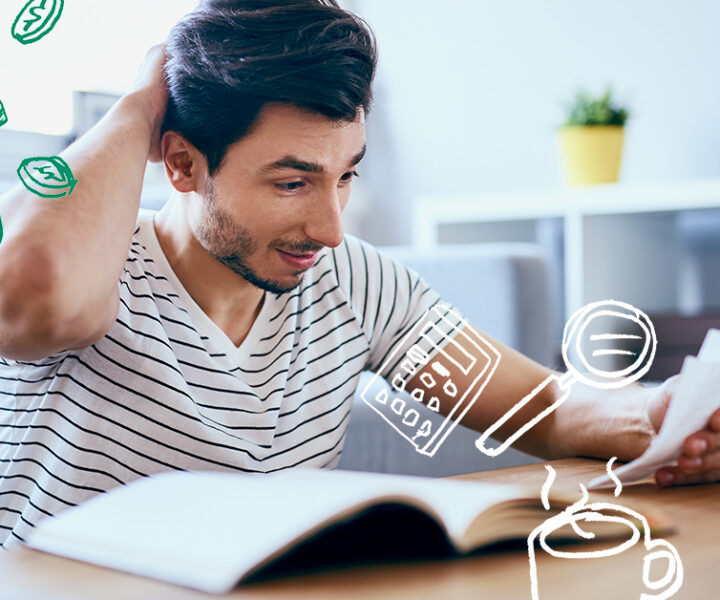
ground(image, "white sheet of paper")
xmin=697 ymin=328 xmax=720 ymax=361
xmin=588 ymin=328 xmax=720 ymax=489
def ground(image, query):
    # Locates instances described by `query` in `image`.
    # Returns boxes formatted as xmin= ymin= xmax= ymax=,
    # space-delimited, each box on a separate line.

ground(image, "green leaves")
xmin=563 ymin=86 xmax=629 ymax=127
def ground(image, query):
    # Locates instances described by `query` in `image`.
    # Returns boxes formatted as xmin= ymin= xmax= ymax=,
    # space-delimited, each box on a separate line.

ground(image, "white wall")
xmin=350 ymin=0 xmax=720 ymax=244
xmin=0 ymin=0 xmax=197 ymax=135
xmin=4 ymin=0 xmax=719 ymax=248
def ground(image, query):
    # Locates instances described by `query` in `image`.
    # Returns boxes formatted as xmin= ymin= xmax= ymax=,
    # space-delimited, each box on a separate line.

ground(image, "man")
xmin=0 ymin=0 xmax=718 ymax=551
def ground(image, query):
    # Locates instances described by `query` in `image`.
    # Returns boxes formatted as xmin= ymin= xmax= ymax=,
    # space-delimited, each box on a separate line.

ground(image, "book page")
xmin=366 ymin=473 xmax=528 ymax=541
xmin=26 ymin=469 xmax=526 ymax=593
xmin=589 ymin=328 xmax=720 ymax=489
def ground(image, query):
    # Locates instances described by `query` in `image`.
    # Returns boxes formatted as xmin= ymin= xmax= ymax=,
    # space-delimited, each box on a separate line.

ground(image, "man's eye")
xmin=340 ymin=170 xmax=360 ymax=183
xmin=275 ymin=181 xmax=305 ymax=192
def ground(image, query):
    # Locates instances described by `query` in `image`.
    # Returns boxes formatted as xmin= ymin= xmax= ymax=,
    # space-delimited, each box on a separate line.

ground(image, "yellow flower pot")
xmin=558 ymin=125 xmax=625 ymax=186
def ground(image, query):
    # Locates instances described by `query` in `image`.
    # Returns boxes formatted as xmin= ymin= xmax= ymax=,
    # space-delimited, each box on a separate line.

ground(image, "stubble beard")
xmin=193 ymin=179 xmax=306 ymax=296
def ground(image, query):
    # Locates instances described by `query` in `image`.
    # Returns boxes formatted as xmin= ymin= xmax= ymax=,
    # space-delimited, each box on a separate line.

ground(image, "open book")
xmin=24 ymin=468 xmax=657 ymax=594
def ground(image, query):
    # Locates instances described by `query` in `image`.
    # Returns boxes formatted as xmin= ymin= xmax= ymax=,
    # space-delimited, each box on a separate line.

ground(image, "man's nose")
xmin=304 ymin=188 xmax=345 ymax=249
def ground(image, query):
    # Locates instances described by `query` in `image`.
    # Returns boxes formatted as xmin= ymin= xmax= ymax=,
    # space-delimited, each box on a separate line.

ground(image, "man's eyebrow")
xmin=259 ymin=144 xmax=367 ymax=175
xmin=349 ymin=144 xmax=367 ymax=168
xmin=259 ymin=157 xmax=324 ymax=175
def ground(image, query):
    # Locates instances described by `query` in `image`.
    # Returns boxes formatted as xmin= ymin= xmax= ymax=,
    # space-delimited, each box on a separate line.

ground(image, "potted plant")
xmin=558 ymin=87 xmax=629 ymax=186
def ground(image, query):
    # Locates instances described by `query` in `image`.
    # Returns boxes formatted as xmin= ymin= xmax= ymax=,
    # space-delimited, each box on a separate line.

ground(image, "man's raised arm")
xmin=0 ymin=45 xmax=168 ymax=361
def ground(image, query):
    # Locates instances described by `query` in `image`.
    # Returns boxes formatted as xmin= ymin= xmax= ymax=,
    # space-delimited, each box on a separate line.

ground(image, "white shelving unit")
xmin=413 ymin=177 xmax=720 ymax=318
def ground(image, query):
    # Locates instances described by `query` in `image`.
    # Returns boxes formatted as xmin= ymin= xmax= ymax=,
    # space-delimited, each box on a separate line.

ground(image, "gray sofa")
xmin=338 ymin=243 xmax=553 ymax=477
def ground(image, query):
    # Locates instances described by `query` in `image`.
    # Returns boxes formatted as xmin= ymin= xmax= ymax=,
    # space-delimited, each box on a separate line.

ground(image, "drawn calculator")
xmin=360 ymin=304 xmax=501 ymax=457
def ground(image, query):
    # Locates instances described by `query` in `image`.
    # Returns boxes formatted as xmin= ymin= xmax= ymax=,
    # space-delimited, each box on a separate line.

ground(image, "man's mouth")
xmin=280 ymin=250 xmax=317 ymax=258
xmin=276 ymin=249 xmax=320 ymax=269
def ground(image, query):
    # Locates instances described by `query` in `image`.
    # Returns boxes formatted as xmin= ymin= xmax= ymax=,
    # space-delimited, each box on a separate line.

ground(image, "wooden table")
xmin=1 ymin=458 xmax=717 ymax=599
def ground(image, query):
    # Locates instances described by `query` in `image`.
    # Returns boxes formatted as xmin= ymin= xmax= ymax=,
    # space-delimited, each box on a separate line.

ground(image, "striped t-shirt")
xmin=0 ymin=210 xmax=462 ymax=550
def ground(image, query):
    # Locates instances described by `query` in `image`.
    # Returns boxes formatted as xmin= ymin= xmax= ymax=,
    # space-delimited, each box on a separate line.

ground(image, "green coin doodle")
xmin=17 ymin=156 xmax=78 ymax=199
xmin=0 ymin=100 xmax=7 ymax=128
xmin=12 ymin=0 xmax=64 ymax=45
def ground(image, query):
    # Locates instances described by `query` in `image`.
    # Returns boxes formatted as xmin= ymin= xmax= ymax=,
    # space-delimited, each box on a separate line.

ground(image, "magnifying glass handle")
xmin=475 ymin=373 xmax=574 ymax=457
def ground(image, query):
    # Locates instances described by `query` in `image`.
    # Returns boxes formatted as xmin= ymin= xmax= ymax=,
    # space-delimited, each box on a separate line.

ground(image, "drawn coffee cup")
xmin=528 ymin=495 xmax=683 ymax=600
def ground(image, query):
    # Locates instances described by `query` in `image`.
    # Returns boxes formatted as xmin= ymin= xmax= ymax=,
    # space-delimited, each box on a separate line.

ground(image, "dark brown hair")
xmin=163 ymin=0 xmax=377 ymax=174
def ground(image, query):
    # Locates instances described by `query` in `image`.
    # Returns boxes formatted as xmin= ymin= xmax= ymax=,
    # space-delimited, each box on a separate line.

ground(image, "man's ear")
xmin=161 ymin=131 xmax=207 ymax=193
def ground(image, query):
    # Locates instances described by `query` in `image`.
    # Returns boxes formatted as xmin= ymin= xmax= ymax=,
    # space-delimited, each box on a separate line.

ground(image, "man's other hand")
xmin=648 ymin=375 xmax=720 ymax=486
xmin=128 ymin=43 xmax=169 ymax=163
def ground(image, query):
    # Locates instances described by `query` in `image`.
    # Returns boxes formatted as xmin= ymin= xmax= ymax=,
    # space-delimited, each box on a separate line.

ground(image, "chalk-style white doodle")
xmin=360 ymin=304 xmax=501 ymax=456
xmin=528 ymin=461 xmax=683 ymax=600
xmin=476 ymin=299 xmax=657 ymax=457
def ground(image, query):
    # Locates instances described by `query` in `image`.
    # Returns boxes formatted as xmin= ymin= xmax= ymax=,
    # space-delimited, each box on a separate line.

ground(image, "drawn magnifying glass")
xmin=475 ymin=299 xmax=657 ymax=457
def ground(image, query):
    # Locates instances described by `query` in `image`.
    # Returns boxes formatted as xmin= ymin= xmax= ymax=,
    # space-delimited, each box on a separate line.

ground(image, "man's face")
xmin=191 ymin=103 xmax=366 ymax=295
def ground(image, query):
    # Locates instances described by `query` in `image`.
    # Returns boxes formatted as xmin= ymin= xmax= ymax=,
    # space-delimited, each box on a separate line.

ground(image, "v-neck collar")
xmin=136 ymin=209 xmax=274 ymax=366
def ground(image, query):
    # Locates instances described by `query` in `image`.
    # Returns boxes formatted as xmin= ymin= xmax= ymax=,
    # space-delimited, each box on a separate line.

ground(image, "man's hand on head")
xmin=127 ymin=43 xmax=170 ymax=163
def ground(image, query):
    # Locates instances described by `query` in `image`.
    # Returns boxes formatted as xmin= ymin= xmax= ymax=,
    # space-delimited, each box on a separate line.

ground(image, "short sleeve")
xmin=329 ymin=235 xmax=467 ymax=383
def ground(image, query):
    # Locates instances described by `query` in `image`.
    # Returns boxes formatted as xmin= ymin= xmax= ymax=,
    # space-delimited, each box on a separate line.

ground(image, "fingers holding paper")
xmin=589 ymin=330 xmax=720 ymax=491
xmin=656 ymin=406 xmax=720 ymax=487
